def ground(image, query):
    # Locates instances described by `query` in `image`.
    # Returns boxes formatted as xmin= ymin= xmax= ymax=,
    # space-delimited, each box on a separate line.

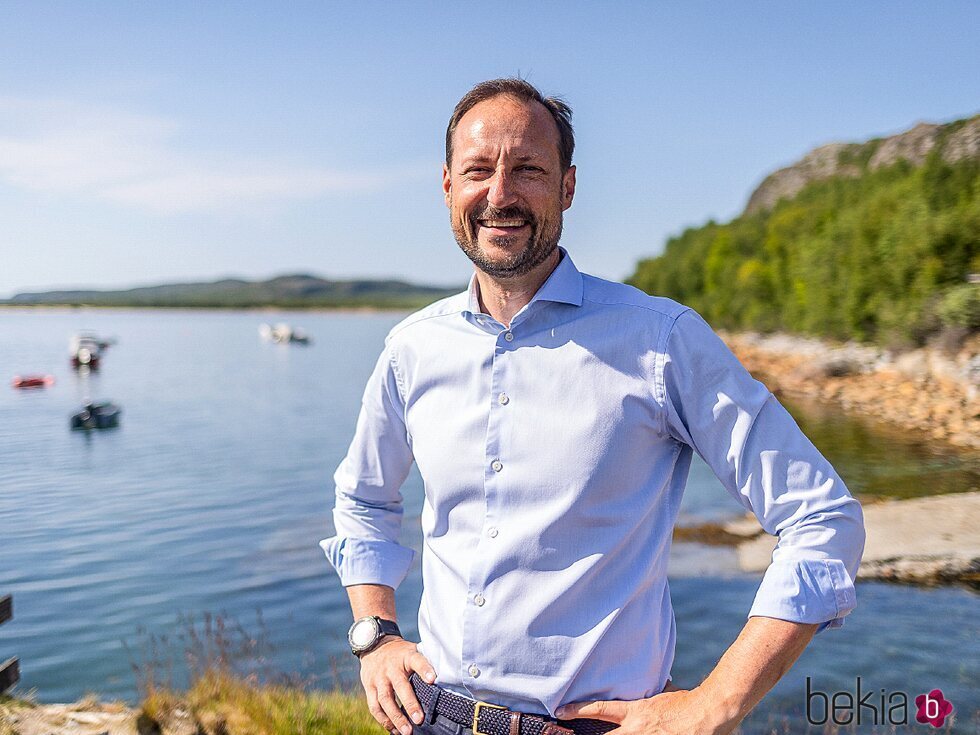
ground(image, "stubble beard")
xmin=451 ymin=200 xmax=563 ymax=279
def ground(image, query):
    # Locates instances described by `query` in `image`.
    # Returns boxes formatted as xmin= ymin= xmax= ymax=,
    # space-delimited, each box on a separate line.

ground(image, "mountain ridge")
xmin=4 ymin=273 xmax=461 ymax=308
xmin=745 ymin=113 xmax=980 ymax=214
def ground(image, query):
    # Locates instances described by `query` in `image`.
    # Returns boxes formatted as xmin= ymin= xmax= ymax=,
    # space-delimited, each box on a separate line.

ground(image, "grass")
xmin=126 ymin=612 xmax=383 ymax=734
xmin=139 ymin=669 xmax=380 ymax=735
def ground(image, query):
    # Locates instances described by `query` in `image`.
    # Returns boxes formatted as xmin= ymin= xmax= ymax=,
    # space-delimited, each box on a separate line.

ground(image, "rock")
xmin=868 ymin=122 xmax=940 ymax=169
xmin=722 ymin=331 xmax=980 ymax=450
xmin=942 ymin=117 xmax=980 ymax=164
xmin=730 ymin=492 xmax=980 ymax=586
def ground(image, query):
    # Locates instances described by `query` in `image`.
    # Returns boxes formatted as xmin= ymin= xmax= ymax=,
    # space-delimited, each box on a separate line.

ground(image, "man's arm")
xmin=572 ymin=308 xmax=863 ymax=730
xmin=659 ymin=310 xmax=865 ymax=630
xmin=347 ymin=584 xmax=436 ymax=735
xmin=318 ymin=346 xmax=436 ymax=735
xmin=556 ymin=617 xmax=817 ymax=734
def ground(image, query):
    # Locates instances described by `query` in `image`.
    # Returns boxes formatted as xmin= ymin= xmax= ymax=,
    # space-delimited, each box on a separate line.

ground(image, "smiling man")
xmin=321 ymin=78 xmax=865 ymax=735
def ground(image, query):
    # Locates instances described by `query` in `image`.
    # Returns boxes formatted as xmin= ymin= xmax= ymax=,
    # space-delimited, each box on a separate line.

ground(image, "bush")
xmin=938 ymin=284 xmax=980 ymax=330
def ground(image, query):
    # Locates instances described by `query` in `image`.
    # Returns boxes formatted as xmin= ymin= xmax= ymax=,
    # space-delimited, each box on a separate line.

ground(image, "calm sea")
xmin=1 ymin=309 xmax=977 ymax=732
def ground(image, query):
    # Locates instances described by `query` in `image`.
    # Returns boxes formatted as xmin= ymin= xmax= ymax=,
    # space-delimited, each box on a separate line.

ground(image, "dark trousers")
xmin=410 ymin=712 xmax=468 ymax=734
xmin=404 ymin=696 xmax=468 ymax=734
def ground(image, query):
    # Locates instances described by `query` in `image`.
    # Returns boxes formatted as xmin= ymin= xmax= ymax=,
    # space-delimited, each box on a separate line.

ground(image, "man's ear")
xmin=442 ymin=164 xmax=452 ymax=207
xmin=561 ymin=165 xmax=576 ymax=211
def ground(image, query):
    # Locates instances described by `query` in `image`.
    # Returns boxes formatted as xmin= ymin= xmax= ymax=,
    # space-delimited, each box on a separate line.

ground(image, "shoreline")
xmin=698 ymin=330 xmax=979 ymax=587
xmin=0 ymin=303 xmax=415 ymax=314
xmin=722 ymin=330 xmax=979 ymax=450
xmin=679 ymin=491 xmax=980 ymax=588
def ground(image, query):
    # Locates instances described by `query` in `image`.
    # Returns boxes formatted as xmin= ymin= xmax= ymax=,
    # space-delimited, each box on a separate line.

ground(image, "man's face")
xmin=443 ymin=95 xmax=576 ymax=278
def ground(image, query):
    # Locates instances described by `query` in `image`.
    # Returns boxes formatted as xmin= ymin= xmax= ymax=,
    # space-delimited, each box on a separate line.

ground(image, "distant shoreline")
xmin=0 ymin=302 xmax=417 ymax=313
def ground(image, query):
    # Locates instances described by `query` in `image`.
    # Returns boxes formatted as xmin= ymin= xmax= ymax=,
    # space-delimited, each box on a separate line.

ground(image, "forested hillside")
xmin=628 ymin=115 xmax=980 ymax=346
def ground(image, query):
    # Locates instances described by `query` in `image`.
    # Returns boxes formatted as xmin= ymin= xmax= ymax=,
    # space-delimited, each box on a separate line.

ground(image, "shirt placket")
xmin=459 ymin=319 xmax=516 ymax=688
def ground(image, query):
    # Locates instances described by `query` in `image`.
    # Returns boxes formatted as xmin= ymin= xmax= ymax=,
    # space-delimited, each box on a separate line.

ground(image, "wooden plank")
xmin=0 ymin=595 xmax=10 ymax=626
xmin=0 ymin=658 xmax=18 ymax=693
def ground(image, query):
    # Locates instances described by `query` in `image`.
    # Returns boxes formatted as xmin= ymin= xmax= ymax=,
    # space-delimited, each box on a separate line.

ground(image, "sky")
xmin=1 ymin=1 xmax=978 ymax=297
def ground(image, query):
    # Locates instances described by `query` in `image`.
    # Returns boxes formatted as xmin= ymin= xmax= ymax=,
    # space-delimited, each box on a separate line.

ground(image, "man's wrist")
xmin=348 ymin=615 xmax=402 ymax=656
xmin=693 ymin=678 xmax=747 ymax=731
xmin=356 ymin=633 xmax=404 ymax=659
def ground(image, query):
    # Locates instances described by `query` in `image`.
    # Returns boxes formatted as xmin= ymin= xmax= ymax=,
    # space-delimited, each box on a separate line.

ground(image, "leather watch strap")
xmin=376 ymin=618 xmax=401 ymax=638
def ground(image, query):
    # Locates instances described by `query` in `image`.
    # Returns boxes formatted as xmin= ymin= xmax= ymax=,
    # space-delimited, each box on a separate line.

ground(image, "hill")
xmin=3 ymin=273 xmax=460 ymax=309
xmin=628 ymin=114 xmax=980 ymax=347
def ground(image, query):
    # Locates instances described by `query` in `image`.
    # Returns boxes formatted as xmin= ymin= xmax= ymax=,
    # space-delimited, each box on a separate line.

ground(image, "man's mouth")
xmin=478 ymin=219 xmax=528 ymax=229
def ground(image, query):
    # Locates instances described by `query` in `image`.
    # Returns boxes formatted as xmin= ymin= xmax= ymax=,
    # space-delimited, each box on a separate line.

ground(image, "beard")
xmin=451 ymin=201 xmax=563 ymax=279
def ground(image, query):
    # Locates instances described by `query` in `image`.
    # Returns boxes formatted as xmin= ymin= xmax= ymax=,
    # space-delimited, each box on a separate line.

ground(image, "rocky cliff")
xmin=745 ymin=113 xmax=980 ymax=214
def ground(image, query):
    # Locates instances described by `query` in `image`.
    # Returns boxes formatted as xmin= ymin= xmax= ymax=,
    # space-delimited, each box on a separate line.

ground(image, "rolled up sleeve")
xmin=663 ymin=310 xmax=865 ymax=629
xmin=319 ymin=343 xmax=416 ymax=589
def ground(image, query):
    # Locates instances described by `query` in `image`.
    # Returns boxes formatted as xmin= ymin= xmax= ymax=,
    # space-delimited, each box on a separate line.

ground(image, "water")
xmin=1 ymin=309 xmax=977 ymax=731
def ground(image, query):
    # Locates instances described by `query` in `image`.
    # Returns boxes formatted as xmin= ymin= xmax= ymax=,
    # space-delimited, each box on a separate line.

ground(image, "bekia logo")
xmin=916 ymin=689 xmax=954 ymax=728
xmin=806 ymin=678 xmax=954 ymax=728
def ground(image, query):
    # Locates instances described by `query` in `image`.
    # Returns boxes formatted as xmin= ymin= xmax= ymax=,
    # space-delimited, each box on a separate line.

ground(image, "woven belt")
xmin=408 ymin=673 xmax=618 ymax=735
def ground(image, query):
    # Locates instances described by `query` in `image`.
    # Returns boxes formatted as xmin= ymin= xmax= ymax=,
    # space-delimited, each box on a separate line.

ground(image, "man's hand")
xmin=555 ymin=683 xmax=735 ymax=735
xmin=359 ymin=636 xmax=437 ymax=735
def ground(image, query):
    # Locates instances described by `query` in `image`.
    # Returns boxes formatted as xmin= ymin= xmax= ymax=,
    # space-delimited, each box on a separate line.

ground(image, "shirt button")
xmin=498 ymin=393 xmax=509 ymax=405
xmin=490 ymin=459 xmax=503 ymax=472
xmin=504 ymin=331 xmax=514 ymax=342
xmin=474 ymin=593 xmax=486 ymax=607
xmin=487 ymin=527 xmax=498 ymax=538
xmin=468 ymin=664 xmax=480 ymax=677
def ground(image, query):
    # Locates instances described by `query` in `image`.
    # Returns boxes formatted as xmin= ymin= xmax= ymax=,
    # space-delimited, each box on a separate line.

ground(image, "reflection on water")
xmin=781 ymin=394 xmax=979 ymax=499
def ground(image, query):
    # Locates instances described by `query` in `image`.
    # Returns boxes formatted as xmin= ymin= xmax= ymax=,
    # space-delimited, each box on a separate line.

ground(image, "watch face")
xmin=349 ymin=617 xmax=380 ymax=651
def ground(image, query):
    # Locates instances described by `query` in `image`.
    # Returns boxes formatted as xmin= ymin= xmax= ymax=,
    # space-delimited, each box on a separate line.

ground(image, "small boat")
xmin=70 ymin=401 xmax=122 ymax=430
xmin=70 ymin=332 xmax=103 ymax=369
xmin=12 ymin=375 xmax=55 ymax=389
xmin=259 ymin=323 xmax=312 ymax=344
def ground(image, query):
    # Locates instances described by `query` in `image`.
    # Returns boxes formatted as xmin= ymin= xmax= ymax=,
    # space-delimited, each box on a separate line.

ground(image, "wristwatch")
xmin=348 ymin=615 xmax=402 ymax=656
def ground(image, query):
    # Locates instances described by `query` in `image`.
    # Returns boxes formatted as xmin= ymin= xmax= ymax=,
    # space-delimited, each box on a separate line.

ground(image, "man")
xmin=321 ymin=78 xmax=865 ymax=735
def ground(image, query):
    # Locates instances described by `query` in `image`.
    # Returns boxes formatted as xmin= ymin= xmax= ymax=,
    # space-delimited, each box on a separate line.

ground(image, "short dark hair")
xmin=445 ymin=78 xmax=574 ymax=172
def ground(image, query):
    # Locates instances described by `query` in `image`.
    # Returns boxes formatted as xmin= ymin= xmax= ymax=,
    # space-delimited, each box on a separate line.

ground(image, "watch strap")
xmin=376 ymin=618 xmax=402 ymax=639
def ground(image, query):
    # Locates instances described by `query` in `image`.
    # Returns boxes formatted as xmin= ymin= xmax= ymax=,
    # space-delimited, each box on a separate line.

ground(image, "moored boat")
xmin=11 ymin=375 xmax=55 ymax=389
xmin=259 ymin=323 xmax=312 ymax=344
xmin=70 ymin=332 xmax=103 ymax=369
xmin=70 ymin=401 xmax=122 ymax=430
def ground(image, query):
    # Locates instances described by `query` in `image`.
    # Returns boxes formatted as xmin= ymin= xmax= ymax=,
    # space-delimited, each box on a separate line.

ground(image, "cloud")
xmin=0 ymin=97 xmax=428 ymax=214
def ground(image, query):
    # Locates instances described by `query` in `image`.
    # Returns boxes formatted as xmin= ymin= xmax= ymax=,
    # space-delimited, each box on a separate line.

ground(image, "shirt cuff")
xmin=747 ymin=558 xmax=856 ymax=631
xmin=319 ymin=536 xmax=415 ymax=589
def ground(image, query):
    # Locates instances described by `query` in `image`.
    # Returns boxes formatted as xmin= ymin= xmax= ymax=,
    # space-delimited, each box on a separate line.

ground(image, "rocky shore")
xmin=722 ymin=331 xmax=980 ymax=449
xmin=0 ymin=697 xmax=141 ymax=735
xmin=680 ymin=330 xmax=980 ymax=587
xmin=715 ymin=491 xmax=980 ymax=587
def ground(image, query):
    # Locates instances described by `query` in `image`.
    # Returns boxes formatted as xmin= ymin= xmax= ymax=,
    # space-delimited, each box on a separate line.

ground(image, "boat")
xmin=70 ymin=332 xmax=103 ymax=369
xmin=12 ymin=375 xmax=55 ymax=389
xmin=259 ymin=323 xmax=312 ymax=344
xmin=70 ymin=402 xmax=122 ymax=430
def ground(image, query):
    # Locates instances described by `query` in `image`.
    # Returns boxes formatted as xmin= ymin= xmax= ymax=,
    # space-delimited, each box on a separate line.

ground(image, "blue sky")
xmin=1 ymin=1 xmax=978 ymax=297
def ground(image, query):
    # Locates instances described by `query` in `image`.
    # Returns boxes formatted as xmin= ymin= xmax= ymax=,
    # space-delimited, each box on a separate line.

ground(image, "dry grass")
xmin=141 ymin=669 xmax=379 ymax=735
xmin=128 ymin=612 xmax=380 ymax=734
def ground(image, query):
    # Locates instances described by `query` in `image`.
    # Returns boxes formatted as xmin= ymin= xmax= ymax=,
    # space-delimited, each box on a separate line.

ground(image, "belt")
xmin=409 ymin=673 xmax=618 ymax=735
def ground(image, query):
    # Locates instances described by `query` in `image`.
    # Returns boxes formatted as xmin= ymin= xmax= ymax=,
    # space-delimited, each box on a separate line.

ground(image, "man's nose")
xmin=487 ymin=169 xmax=518 ymax=208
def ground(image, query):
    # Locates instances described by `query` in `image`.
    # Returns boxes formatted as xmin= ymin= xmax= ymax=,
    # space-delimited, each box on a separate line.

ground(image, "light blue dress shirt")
xmin=321 ymin=249 xmax=865 ymax=717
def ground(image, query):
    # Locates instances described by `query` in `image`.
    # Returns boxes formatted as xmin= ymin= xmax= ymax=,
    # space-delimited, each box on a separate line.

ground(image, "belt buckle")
xmin=472 ymin=700 xmax=506 ymax=735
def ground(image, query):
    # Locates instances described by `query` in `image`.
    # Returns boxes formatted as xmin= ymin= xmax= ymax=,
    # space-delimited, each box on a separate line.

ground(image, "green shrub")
xmin=938 ymin=284 xmax=980 ymax=330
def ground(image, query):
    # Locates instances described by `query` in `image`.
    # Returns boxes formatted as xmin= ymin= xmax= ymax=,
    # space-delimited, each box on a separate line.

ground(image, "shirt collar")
xmin=464 ymin=247 xmax=584 ymax=316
